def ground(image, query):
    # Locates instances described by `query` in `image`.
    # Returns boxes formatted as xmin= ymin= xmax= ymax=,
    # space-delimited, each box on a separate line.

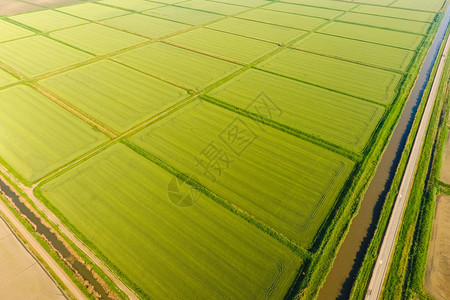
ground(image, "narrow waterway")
xmin=0 ymin=179 xmax=111 ymax=299
xmin=318 ymin=6 xmax=450 ymax=300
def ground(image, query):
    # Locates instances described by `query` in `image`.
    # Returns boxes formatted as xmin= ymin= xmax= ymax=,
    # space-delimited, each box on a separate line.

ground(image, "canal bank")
xmin=318 ymin=4 xmax=450 ymax=300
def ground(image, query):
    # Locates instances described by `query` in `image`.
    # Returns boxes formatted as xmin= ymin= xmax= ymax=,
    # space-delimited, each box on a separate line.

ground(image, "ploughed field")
xmin=0 ymin=0 xmax=444 ymax=298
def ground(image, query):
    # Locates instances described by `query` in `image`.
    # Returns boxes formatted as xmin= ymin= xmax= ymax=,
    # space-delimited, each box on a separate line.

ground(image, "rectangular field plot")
xmin=293 ymin=33 xmax=415 ymax=72
xmin=318 ymin=22 xmax=424 ymax=50
xmin=0 ymin=69 xmax=18 ymax=88
xmin=177 ymin=0 xmax=249 ymax=15
xmin=38 ymin=144 xmax=302 ymax=299
xmin=207 ymin=18 xmax=305 ymax=44
xmin=98 ymin=0 xmax=164 ymax=11
xmin=352 ymin=5 xmax=435 ymax=23
xmin=100 ymin=13 xmax=190 ymax=38
xmin=57 ymin=2 xmax=129 ymax=20
xmin=337 ymin=12 xmax=431 ymax=35
xmin=264 ymin=2 xmax=341 ymax=19
xmin=208 ymin=69 xmax=384 ymax=152
xmin=257 ymin=49 xmax=402 ymax=105
xmin=210 ymin=0 xmax=268 ymax=7
xmin=0 ymin=36 xmax=93 ymax=77
xmin=129 ymin=101 xmax=354 ymax=247
xmin=237 ymin=9 xmax=326 ymax=31
xmin=167 ymin=28 xmax=278 ymax=63
xmin=50 ymin=23 xmax=147 ymax=55
xmin=39 ymin=60 xmax=189 ymax=132
xmin=144 ymin=6 xmax=223 ymax=25
xmin=9 ymin=10 xmax=87 ymax=32
xmin=151 ymin=0 xmax=186 ymax=3
xmin=392 ymin=0 xmax=445 ymax=12
xmin=0 ymin=85 xmax=107 ymax=184
xmin=115 ymin=42 xmax=241 ymax=90
xmin=280 ymin=0 xmax=356 ymax=11
xmin=0 ymin=19 xmax=34 ymax=42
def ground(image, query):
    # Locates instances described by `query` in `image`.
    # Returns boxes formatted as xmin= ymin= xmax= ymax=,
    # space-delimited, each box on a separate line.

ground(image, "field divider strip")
xmin=29 ymin=83 xmax=117 ymax=138
xmin=201 ymin=95 xmax=360 ymax=161
xmin=33 ymin=93 xmax=201 ymax=188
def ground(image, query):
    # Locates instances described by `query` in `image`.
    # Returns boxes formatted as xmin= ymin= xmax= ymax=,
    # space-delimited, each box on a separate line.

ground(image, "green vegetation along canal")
xmin=318 ymin=5 xmax=450 ymax=300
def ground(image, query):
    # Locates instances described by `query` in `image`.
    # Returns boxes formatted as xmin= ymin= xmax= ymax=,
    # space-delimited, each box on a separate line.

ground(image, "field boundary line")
xmin=30 ymin=83 xmax=117 ymax=137
xmin=201 ymin=95 xmax=361 ymax=160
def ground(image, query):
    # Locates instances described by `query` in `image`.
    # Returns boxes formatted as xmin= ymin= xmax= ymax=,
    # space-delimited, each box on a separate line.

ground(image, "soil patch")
xmin=425 ymin=195 xmax=450 ymax=300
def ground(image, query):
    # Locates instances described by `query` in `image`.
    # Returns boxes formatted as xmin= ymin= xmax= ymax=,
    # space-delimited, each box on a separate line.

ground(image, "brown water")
xmin=318 ymin=7 xmax=450 ymax=300
xmin=0 ymin=179 xmax=112 ymax=299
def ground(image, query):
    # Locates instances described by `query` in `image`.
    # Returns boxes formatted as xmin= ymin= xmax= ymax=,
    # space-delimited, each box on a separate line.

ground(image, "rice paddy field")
xmin=0 ymin=0 xmax=446 ymax=298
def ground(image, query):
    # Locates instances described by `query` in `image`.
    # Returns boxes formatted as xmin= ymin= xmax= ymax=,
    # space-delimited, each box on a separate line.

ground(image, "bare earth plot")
xmin=0 ymin=217 xmax=65 ymax=299
xmin=425 ymin=195 xmax=450 ymax=300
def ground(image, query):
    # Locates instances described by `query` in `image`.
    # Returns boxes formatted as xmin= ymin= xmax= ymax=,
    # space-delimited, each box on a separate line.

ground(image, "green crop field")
xmin=39 ymin=60 xmax=189 ymax=132
xmin=0 ymin=70 xmax=17 ymax=88
xmin=0 ymin=0 xmax=446 ymax=299
xmin=38 ymin=144 xmax=302 ymax=299
xmin=237 ymin=9 xmax=326 ymax=30
xmin=0 ymin=85 xmax=107 ymax=183
xmin=99 ymin=0 xmax=163 ymax=11
xmin=177 ymin=0 xmax=250 ymax=14
xmin=281 ymin=0 xmax=356 ymax=11
xmin=337 ymin=12 xmax=431 ymax=35
xmin=352 ymin=5 xmax=435 ymax=22
xmin=0 ymin=36 xmax=93 ymax=77
xmin=49 ymin=23 xmax=147 ymax=55
xmin=0 ymin=19 xmax=34 ymax=42
xmin=144 ymin=6 xmax=222 ymax=25
xmin=264 ymin=2 xmax=341 ymax=19
xmin=129 ymin=100 xmax=354 ymax=246
xmin=57 ymin=2 xmax=129 ymax=21
xmin=319 ymin=21 xmax=424 ymax=50
xmin=392 ymin=0 xmax=445 ymax=12
xmin=293 ymin=33 xmax=415 ymax=72
xmin=115 ymin=42 xmax=241 ymax=90
xmin=10 ymin=10 xmax=87 ymax=32
xmin=100 ymin=13 xmax=190 ymax=38
xmin=207 ymin=69 xmax=385 ymax=152
xmin=257 ymin=48 xmax=402 ymax=104
xmin=207 ymin=17 xmax=306 ymax=44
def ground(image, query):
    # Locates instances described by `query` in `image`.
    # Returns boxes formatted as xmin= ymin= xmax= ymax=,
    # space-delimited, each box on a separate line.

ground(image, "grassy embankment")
xmin=350 ymin=11 xmax=450 ymax=299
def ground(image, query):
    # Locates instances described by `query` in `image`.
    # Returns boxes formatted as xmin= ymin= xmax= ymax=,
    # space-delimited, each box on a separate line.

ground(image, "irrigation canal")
xmin=318 ymin=5 xmax=450 ymax=300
